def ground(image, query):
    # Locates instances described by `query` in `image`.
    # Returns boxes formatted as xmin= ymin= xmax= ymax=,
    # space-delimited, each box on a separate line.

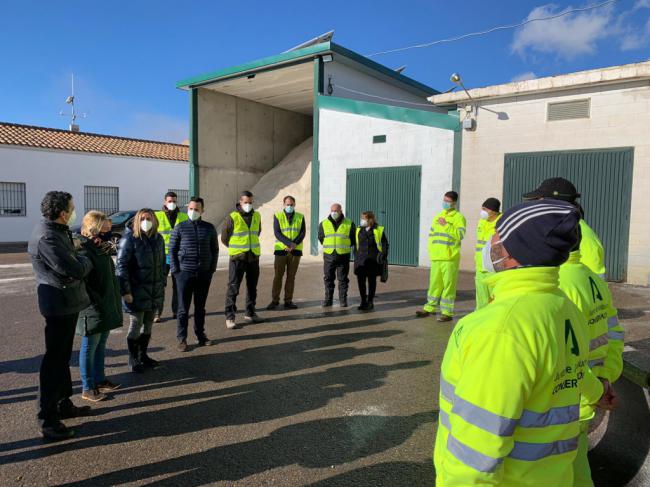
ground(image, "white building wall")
xmin=318 ymin=108 xmax=455 ymax=266
xmin=0 ymin=146 xmax=188 ymax=242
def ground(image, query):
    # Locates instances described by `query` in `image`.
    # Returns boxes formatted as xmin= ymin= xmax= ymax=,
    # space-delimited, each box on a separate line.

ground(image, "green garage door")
xmin=346 ymin=166 xmax=421 ymax=266
xmin=503 ymin=148 xmax=634 ymax=281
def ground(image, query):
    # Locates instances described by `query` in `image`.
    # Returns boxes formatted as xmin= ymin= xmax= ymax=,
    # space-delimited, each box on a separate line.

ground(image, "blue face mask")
xmin=284 ymin=205 xmax=294 ymax=214
xmin=442 ymin=201 xmax=452 ymax=210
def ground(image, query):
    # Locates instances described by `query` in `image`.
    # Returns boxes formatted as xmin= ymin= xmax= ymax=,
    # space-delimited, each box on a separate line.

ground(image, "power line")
xmin=366 ymin=0 xmax=622 ymax=57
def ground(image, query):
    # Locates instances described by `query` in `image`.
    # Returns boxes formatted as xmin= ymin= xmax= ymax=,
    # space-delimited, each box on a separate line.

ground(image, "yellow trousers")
xmin=475 ymin=271 xmax=492 ymax=310
xmin=423 ymin=259 xmax=460 ymax=316
xmin=573 ymin=421 xmax=594 ymax=487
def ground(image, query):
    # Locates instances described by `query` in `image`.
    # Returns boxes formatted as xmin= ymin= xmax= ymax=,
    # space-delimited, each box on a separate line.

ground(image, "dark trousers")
xmin=162 ymin=263 xmax=179 ymax=317
xmin=356 ymin=260 xmax=379 ymax=303
xmin=38 ymin=313 xmax=78 ymax=426
xmin=271 ymin=254 xmax=301 ymax=303
xmin=225 ymin=259 xmax=260 ymax=320
xmin=176 ymin=271 xmax=213 ymax=342
xmin=323 ymin=255 xmax=350 ymax=299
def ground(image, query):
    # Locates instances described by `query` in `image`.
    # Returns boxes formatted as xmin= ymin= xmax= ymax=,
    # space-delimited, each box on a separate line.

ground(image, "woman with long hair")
xmin=116 ymin=208 xmax=165 ymax=373
xmin=77 ymin=211 xmax=123 ymax=402
xmin=354 ymin=211 xmax=389 ymax=311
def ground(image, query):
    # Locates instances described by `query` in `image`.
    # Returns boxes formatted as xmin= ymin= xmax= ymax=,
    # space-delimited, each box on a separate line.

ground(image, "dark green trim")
xmin=318 ymin=95 xmax=459 ymax=131
xmin=310 ymin=57 xmax=324 ymax=256
xmin=189 ymin=89 xmax=199 ymax=196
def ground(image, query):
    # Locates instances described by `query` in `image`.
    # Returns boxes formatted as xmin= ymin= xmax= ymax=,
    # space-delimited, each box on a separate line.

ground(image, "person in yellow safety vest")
xmin=474 ymin=197 xmax=502 ymax=310
xmin=354 ymin=211 xmax=389 ymax=311
xmin=558 ymin=246 xmax=624 ymax=487
xmin=523 ymin=177 xmax=607 ymax=278
xmin=154 ymin=191 xmax=188 ymax=322
xmin=416 ymin=191 xmax=466 ymax=322
xmin=266 ymin=195 xmax=306 ymax=311
xmin=434 ymin=200 xmax=614 ymax=487
xmin=318 ymin=203 xmax=356 ymax=308
xmin=221 ymin=190 xmax=265 ymax=330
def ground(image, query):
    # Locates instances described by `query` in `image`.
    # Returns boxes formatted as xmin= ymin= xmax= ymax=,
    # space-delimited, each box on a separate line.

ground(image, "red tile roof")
xmin=0 ymin=122 xmax=189 ymax=162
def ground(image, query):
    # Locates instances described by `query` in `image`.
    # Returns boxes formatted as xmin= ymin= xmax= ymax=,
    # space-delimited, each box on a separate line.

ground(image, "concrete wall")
xmin=197 ymin=89 xmax=312 ymax=225
xmin=456 ymin=80 xmax=650 ymax=285
xmin=0 ymin=145 xmax=188 ymax=242
xmin=324 ymin=60 xmax=444 ymax=113
xmin=318 ymin=108 xmax=455 ymax=266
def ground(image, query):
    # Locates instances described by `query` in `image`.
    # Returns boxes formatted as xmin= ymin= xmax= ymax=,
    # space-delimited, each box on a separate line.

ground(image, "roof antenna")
xmin=59 ymin=73 xmax=87 ymax=132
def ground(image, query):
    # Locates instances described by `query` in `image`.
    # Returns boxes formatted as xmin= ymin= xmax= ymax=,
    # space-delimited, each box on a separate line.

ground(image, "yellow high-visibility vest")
xmin=355 ymin=225 xmax=384 ymax=253
xmin=274 ymin=211 xmax=304 ymax=252
xmin=155 ymin=210 xmax=188 ymax=255
xmin=228 ymin=211 xmax=261 ymax=256
xmin=579 ymin=219 xmax=606 ymax=278
xmin=474 ymin=214 xmax=501 ymax=272
xmin=321 ymin=218 xmax=352 ymax=255
xmin=428 ymin=209 xmax=466 ymax=261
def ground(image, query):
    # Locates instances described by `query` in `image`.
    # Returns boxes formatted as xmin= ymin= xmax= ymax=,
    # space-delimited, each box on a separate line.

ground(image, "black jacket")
xmin=28 ymin=219 xmax=92 ymax=316
xmin=76 ymin=236 xmax=123 ymax=336
xmin=354 ymin=225 xmax=389 ymax=269
xmin=221 ymin=205 xmax=262 ymax=262
xmin=317 ymin=214 xmax=356 ymax=260
xmin=169 ymin=219 xmax=218 ymax=275
xmin=116 ymin=228 xmax=165 ymax=313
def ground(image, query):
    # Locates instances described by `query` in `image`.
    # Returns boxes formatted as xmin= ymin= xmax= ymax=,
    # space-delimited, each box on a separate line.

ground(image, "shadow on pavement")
xmin=306 ymin=461 xmax=435 ymax=487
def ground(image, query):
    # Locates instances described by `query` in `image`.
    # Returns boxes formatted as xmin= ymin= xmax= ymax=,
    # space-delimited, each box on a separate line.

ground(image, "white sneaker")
xmin=226 ymin=319 xmax=238 ymax=329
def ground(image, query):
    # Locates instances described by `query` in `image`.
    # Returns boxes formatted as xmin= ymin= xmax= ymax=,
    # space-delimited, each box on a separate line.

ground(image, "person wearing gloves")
xmin=116 ymin=209 xmax=165 ymax=373
xmin=267 ymin=195 xmax=306 ymax=310
xmin=434 ymin=199 xmax=614 ymax=487
xmin=354 ymin=211 xmax=389 ymax=311
xmin=474 ymin=197 xmax=502 ymax=309
xmin=28 ymin=191 xmax=93 ymax=440
xmin=76 ymin=211 xmax=123 ymax=402
xmin=222 ymin=191 xmax=264 ymax=329
xmin=558 ymin=232 xmax=624 ymax=487
xmin=154 ymin=191 xmax=188 ymax=322
xmin=169 ymin=197 xmax=218 ymax=352
xmin=417 ymin=191 xmax=466 ymax=322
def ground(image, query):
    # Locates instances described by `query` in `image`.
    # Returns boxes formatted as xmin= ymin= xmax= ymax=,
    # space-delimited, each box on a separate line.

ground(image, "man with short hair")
xmin=417 ymin=191 xmax=466 ymax=322
xmin=154 ymin=191 xmax=188 ymax=322
xmin=169 ymin=197 xmax=218 ymax=352
xmin=28 ymin=191 xmax=93 ymax=440
xmin=474 ymin=197 xmax=502 ymax=309
xmin=267 ymin=195 xmax=306 ymax=310
xmin=434 ymin=200 xmax=611 ymax=486
xmin=222 ymin=191 xmax=264 ymax=329
xmin=318 ymin=203 xmax=356 ymax=307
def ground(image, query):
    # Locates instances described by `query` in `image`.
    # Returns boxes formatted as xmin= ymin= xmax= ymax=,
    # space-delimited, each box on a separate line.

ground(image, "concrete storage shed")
xmin=177 ymin=36 xmax=460 ymax=264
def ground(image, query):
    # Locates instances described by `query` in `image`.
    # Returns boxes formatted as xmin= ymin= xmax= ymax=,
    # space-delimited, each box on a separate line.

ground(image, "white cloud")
xmin=634 ymin=0 xmax=650 ymax=10
xmin=511 ymin=71 xmax=537 ymax=82
xmin=620 ymin=18 xmax=650 ymax=50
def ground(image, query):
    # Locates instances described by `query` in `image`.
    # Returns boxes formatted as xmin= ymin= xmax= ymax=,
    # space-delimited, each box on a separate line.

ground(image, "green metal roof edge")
xmin=317 ymin=95 xmax=459 ymax=131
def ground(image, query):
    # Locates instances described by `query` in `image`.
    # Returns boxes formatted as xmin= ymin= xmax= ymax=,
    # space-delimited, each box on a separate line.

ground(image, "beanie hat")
xmin=482 ymin=198 xmax=501 ymax=213
xmin=496 ymin=200 xmax=580 ymax=266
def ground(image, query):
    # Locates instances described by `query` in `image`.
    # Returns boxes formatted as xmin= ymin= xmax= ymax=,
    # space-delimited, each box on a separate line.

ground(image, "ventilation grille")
xmin=547 ymin=99 xmax=590 ymax=121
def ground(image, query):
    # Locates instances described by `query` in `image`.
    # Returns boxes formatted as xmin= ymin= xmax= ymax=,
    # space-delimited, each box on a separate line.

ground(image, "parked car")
xmin=71 ymin=210 xmax=136 ymax=253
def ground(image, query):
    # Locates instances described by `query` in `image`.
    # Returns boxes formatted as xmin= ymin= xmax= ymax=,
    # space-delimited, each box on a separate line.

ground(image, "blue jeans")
xmin=79 ymin=331 xmax=109 ymax=391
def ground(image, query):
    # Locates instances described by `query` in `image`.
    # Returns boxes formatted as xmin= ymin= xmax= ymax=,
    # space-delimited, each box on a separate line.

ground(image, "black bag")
xmin=379 ymin=253 xmax=389 ymax=283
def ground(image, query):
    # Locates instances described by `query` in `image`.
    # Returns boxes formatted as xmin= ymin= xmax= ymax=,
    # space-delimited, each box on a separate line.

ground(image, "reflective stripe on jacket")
xmin=355 ymin=225 xmax=384 ymax=253
xmin=322 ymin=218 xmax=352 ymax=255
xmin=428 ymin=209 xmax=466 ymax=261
xmin=155 ymin=210 xmax=188 ymax=255
xmin=434 ymin=267 xmax=604 ymax=487
xmin=579 ymin=219 xmax=606 ymax=278
xmin=228 ymin=211 xmax=261 ymax=256
xmin=274 ymin=211 xmax=304 ymax=252
xmin=559 ymin=251 xmax=624 ymax=420
xmin=474 ymin=214 xmax=501 ymax=272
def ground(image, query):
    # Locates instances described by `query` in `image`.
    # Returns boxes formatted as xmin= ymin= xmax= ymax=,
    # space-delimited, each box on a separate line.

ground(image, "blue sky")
xmin=1 ymin=0 xmax=649 ymax=142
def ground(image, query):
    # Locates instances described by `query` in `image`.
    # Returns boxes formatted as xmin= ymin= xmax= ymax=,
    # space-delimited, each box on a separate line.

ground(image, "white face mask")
xmin=480 ymin=210 xmax=489 ymax=220
xmin=482 ymin=238 xmax=507 ymax=273
xmin=360 ymin=218 xmax=368 ymax=227
xmin=140 ymin=219 xmax=153 ymax=233
xmin=242 ymin=203 xmax=253 ymax=213
xmin=166 ymin=202 xmax=177 ymax=211
xmin=330 ymin=211 xmax=340 ymax=220
xmin=284 ymin=205 xmax=295 ymax=214
xmin=66 ymin=209 xmax=77 ymax=226
xmin=188 ymin=209 xmax=201 ymax=221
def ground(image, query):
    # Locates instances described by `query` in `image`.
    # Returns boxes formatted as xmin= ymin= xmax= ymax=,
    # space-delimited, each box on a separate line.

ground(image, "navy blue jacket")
xmin=169 ymin=219 xmax=218 ymax=275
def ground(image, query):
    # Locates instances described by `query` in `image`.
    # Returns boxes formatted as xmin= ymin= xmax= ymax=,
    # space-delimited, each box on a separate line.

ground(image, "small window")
xmin=84 ymin=185 xmax=119 ymax=215
xmin=168 ymin=188 xmax=190 ymax=207
xmin=547 ymin=99 xmax=590 ymax=121
xmin=373 ymin=135 xmax=387 ymax=144
xmin=0 ymin=182 xmax=26 ymax=217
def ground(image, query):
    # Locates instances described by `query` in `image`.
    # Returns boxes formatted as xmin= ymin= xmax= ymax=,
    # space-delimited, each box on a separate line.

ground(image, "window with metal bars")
xmin=0 ymin=182 xmax=27 ymax=217
xmin=168 ymin=188 xmax=190 ymax=207
xmin=84 ymin=185 xmax=119 ymax=215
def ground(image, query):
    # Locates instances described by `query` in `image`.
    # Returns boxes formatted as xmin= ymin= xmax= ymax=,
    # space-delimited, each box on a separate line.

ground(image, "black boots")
xmin=127 ymin=338 xmax=144 ymax=373
xmin=138 ymin=334 xmax=159 ymax=368
xmin=322 ymin=291 xmax=334 ymax=307
xmin=339 ymin=294 xmax=348 ymax=308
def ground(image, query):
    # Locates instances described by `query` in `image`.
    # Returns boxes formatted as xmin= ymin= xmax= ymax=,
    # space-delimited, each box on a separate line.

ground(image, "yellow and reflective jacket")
xmin=274 ymin=211 xmax=304 ymax=252
xmin=428 ymin=209 xmax=467 ymax=261
xmin=559 ymin=251 xmax=624 ymax=420
xmin=228 ymin=211 xmax=261 ymax=256
xmin=355 ymin=225 xmax=384 ymax=253
xmin=474 ymin=214 xmax=502 ymax=272
xmin=155 ymin=210 xmax=188 ymax=255
xmin=579 ymin=220 xmax=606 ymax=278
xmin=321 ymin=218 xmax=352 ymax=255
xmin=434 ymin=267 xmax=604 ymax=487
